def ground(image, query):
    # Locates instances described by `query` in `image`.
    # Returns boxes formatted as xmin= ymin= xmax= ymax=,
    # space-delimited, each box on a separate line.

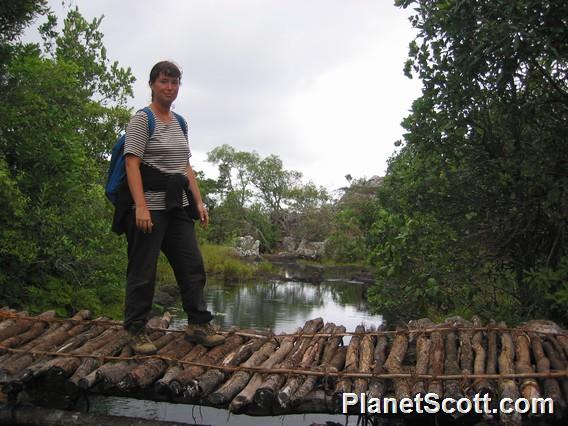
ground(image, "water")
xmin=90 ymin=273 xmax=383 ymax=425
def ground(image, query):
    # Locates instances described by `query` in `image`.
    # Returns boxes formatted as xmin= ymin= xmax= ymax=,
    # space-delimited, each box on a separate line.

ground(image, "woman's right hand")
xmin=135 ymin=205 xmax=153 ymax=233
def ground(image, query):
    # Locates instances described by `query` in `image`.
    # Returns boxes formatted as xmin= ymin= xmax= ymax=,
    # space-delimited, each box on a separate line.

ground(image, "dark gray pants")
xmin=124 ymin=208 xmax=213 ymax=331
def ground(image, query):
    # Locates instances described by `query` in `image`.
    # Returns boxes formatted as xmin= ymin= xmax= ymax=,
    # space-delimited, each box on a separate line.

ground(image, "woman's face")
xmin=150 ymin=72 xmax=180 ymax=105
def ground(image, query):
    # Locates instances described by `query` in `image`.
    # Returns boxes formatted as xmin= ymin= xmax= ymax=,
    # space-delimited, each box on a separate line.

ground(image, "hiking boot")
xmin=185 ymin=322 xmax=226 ymax=347
xmin=128 ymin=328 xmax=157 ymax=355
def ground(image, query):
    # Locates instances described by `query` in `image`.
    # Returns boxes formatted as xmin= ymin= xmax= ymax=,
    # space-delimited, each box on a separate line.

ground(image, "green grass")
xmin=156 ymin=244 xmax=272 ymax=284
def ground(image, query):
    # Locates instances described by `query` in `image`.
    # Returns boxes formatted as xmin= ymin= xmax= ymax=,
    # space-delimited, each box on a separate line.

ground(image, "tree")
xmin=0 ymin=0 xmax=47 ymax=69
xmin=0 ymin=6 xmax=134 ymax=316
xmin=325 ymin=176 xmax=382 ymax=264
xmin=206 ymin=145 xmax=331 ymax=250
xmin=207 ymin=144 xmax=259 ymax=208
xmin=249 ymin=154 xmax=303 ymax=230
xmin=367 ymin=0 xmax=568 ymax=323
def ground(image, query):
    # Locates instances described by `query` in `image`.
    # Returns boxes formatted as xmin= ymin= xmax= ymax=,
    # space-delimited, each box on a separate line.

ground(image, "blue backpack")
xmin=105 ymin=107 xmax=188 ymax=204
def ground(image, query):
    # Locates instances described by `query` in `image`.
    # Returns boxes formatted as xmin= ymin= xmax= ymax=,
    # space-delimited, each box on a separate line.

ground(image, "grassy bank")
xmin=156 ymin=244 xmax=276 ymax=285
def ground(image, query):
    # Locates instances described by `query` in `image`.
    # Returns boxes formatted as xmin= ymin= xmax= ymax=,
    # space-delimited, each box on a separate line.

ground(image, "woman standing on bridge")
xmin=119 ymin=61 xmax=225 ymax=355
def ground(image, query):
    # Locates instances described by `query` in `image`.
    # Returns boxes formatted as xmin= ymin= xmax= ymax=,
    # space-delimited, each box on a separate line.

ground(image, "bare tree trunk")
xmin=471 ymin=316 xmax=494 ymax=400
xmin=254 ymin=318 xmax=323 ymax=409
xmin=208 ymin=339 xmax=278 ymax=405
xmin=230 ymin=331 xmax=298 ymax=413
xmin=0 ymin=311 xmax=55 ymax=356
xmin=168 ymin=334 xmax=244 ymax=399
xmin=330 ymin=325 xmax=362 ymax=412
xmin=290 ymin=324 xmax=345 ymax=407
xmin=497 ymin=322 xmax=522 ymax=426
xmin=530 ymin=333 xmax=566 ymax=418
xmin=187 ymin=337 xmax=265 ymax=399
xmin=278 ymin=323 xmax=334 ymax=408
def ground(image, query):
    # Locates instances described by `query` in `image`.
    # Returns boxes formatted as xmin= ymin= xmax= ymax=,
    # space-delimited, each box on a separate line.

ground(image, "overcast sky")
xmin=31 ymin=0 xmax=422 ymax=192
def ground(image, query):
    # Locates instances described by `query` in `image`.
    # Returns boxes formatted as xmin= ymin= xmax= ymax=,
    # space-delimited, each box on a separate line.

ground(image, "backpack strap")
xmin=141 ymin=107 xmax=156 ymax=137
xmin=172 ymin=111 xmax=188 ymax=137
xmin=140 ymin=107 xmax=187 ymax=138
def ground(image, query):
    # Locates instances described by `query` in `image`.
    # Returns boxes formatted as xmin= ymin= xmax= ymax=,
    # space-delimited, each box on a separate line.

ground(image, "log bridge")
xmin=1 ymin=308 xmax=568 ymax=425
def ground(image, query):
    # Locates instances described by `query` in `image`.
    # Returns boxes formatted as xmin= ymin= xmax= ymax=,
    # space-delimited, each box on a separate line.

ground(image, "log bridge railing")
xmin=1 ymin=308 xmax=568 ymax=425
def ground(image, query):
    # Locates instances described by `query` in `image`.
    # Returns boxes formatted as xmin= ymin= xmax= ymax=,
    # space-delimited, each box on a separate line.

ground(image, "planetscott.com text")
xmin=342 ymin=392 xmax=554 ymax=416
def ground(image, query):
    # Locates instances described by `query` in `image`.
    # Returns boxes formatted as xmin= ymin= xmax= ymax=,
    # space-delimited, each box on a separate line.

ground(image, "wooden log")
xmin=320 ymin=324 xmax=345 ymax=365
xmin=155 ymin=345 xmax=208 ymax=396
xmin=82 ymin=344 xmax=135 ymax=390
xmin=555 ymin=335 xmax=568 ymax=360
xmin=531 ymin=333 xmax=566 ymax=417
xmin=22 ymin=321 xmax=113 ymax=382
xmin=408 ymin=319 xmax=434 ymax=397
xmin=254 ymin=318 xmax=324 ymax=409
xmin=471 ymin=316 xmax=494 ymax=400
xmin=154 ymin=365 xmax=183 ymax=395
xmin=277 ymin=322 xmax=334 ymax=408
xmin=0 ymin=311 xmax=32 ymax=342
xmin=67 ymin=316 xmax=174 ymax=392
xmin=443 ymin=328 xmax=463 ymax=400
xmin=368 ymin=324 xmax=388 ymax=399
xmin=1 ymin=311 xmax=54 ymax=352
xmin=23 ymin=310 xmax=91 ymax=350
xmin=240 ymin=389 xmax=332 ymax=416
xmin=0 ymin=311 xmax=55 ymax=355
xmin=486 ymin=319 xmax=498 ymax=375
xmin=497 ymin=322 xmax=522 ymax=426
xmin=457 ymin=318 xmax=473 ymax=397
xmin=459 ymin=325 xmax=474 ymax=374
xmin=0 ymin=310 xmax=91 ymax=381
xmin=427 ymin=325 xmax=445 ymax=397
xmin=229 ymin=330 xmax=298 ymax=413
xmin=189 ymin=338 xmax=266 ymax=399
xmin=0 ymin=309 xmax=19 ymax=332
xmin=208 ymin=339 xmax=278 ymax=405
xmin=184 ymin=339 xmax=266 ymax=401
xmin=69 ymin=320 xmax=172 ymax=394
xmin=118 ymin=335 xmax=193 ymax=391
xmin=332 ymin=324 xmax=364 ymax=412
xmin=353 ymin=328 xmax=374 ymax=396
xmin=384 ymin=326 xmax=410 ymax=400
xmin=65 ymin=331 xmax=130 ymax=393
xmin=514 ymin=332 xmax=540 ymax=401
xmin=168 ymin=334 xmax=244 ymax=399
xmin=290 ymin=324 xmax=345 ymax=406
xmin=546 ymin=335 xmax=567 ymax=363
xmin=541 ymin=339 xmax=568 ymax=405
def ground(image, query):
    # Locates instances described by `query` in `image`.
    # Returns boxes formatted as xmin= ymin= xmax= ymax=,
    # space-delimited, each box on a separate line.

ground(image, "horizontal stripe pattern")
xmin=125 ymin=109 xmax=191 ymax=210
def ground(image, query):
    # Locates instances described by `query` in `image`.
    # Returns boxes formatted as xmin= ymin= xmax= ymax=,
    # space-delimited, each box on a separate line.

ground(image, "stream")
xmin=90 ymin=264 xmax=383 ymax=425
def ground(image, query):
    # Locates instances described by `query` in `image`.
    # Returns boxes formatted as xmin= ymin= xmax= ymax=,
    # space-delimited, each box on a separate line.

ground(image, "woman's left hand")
xmin=198 ymin=203 xmax=209 ymax=228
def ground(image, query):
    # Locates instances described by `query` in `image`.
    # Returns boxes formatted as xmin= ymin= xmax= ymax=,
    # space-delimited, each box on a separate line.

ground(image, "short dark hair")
xmin=149 ymin=61 xmax=182 ymax=84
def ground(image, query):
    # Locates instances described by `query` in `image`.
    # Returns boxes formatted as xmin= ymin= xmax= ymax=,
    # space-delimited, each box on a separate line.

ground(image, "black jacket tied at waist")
xmin=112 ymin=163 xmax=199 ymax=235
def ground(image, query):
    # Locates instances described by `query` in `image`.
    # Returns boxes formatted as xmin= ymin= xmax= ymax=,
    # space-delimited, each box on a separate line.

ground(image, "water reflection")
xmin=93 ymin=278 xmax=383 ymax=425
xmin=173 ymin=278 xmax=383 ymax=334
xmin=90 ymin=395 xmax=363 ymax=425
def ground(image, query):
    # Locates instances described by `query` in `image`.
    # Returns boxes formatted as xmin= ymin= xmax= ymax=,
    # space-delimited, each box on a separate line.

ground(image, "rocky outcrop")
xmin=278 ymin=237 xmax=326 ymax=259
xmin=233 ymin=235 xmax=260 ymax=257
xmin=295 ymin=239 xmax=326 ymax=259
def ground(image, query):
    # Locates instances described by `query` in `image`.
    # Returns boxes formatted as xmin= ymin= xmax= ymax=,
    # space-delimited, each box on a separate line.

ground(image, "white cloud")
xmin=32 ymin=0 xmax=422 ymax=191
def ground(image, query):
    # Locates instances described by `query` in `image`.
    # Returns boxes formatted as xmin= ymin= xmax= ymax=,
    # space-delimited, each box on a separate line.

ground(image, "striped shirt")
xmin=124 ymin=109 xmax=191 ymax=210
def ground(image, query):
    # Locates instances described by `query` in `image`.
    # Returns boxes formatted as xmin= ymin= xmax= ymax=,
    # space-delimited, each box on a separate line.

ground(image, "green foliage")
xmin=525 ymin=256 xmax=568 ymax=321
xmin=206 ymin=144 xmax=330 ymax=251
xmin=325 ymin=177 xmax=382 ymax=264
xmin=325 ymin=208 xmax=368 ymax=263
xmin=200 ymin=244 xmax=256 ymax=282
xmin=0 ymin=5 xmax=132 ymax=318
xmin=367 ymin=0 xmax=568 ymax=324
xmin=0 ymin=0 xmax=47 ymax=45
